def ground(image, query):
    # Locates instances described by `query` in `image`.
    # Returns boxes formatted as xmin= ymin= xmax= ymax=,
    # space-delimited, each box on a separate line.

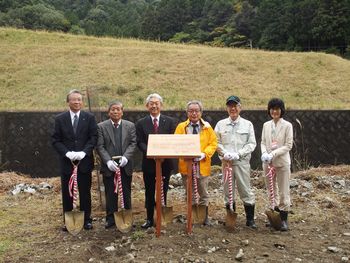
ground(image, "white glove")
xmin=230 ymin=152 xmax=240 ymax=161
xmin=119 ymin=156 xmax=128 ymax=167
xmin=267 ymin=153 xmax=274 ymax=162
xmin=65 ymin=151 xmax=75 ymax=161
xmin=224 ymin=152 xmax=239 ymax=161
xmin=75 ymin=151 xmax=86 ymax=161
xmin=223 ymin=152 xmax=231 ymax=161
xmin=194 ymin=153 xmax=205 ymax=162
xmin=107 ymin=160 xmax=119 ymax=172
xmin=261 ymin=152 xmax=270 ymax=163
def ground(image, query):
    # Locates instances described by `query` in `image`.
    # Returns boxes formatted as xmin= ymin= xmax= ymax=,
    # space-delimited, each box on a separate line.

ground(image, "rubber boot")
xmin=280 ymin=210 xmax=288 ymax=231
xmin=244 ymin=204 xmax=257 ymax=229
xmin=203 ymin=206 xmax=211 ymax=226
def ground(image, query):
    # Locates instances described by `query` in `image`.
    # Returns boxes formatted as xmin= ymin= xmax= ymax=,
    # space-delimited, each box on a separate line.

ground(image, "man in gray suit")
xmin=96 ymin=101 xmax=137 ymax=229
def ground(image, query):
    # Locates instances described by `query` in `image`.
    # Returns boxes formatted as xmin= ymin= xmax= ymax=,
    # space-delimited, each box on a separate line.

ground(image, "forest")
xmin=1 ymin=0 xmax=349 ymax=57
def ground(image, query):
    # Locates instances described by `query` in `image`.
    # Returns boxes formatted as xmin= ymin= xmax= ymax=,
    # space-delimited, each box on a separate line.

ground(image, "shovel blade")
xmin=65 ymin=211 xmax=84 ymax=236
xmin=266 ymin=209 xmax=282 ymax=230
xmin=114 ymin=209 xmax=133 ymax=233
xmin=192 ymin=204 xmax=206 ymax=224
xmin=225 ymin=210 xmax=238 ymax=230
xmin=161 ymin=206 xmax=173 ymax=226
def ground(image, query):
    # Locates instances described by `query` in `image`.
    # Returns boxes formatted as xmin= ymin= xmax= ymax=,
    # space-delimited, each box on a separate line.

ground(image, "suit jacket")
xmin=135 ymin=114 xmax=177 ymax=175
xmin=52 ymin=110 xmax=98 ymax=174
xmin=261 ymin=118 xmax=293 ymax=167
xmin=96 ymin=119 xmax=136 ymax=177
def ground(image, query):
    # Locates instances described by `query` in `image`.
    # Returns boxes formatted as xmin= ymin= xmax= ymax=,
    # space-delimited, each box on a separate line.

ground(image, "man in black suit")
xmin=52 ymin=89 xmax=97 ymax=231
xmin=135 ymin=93 xmax=177 ymax=229
xmin=96 ymin=101 xmax=136 ymax=229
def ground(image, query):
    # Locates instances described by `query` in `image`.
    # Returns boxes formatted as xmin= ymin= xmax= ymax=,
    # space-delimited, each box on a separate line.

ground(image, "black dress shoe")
xmin=141 ymin=220 xmax=153 ymax=229
xmin=62 ymin=225 xmax=68 ymax=232
xmin=105 ymin=221 xmax=115 ymax=229
xmin=84 ymin=222 xmax=93 ymax=230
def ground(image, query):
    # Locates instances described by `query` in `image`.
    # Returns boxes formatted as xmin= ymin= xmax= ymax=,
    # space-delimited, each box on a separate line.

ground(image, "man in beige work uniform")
xmin=214 ymin=95 xmax=257 ymax=228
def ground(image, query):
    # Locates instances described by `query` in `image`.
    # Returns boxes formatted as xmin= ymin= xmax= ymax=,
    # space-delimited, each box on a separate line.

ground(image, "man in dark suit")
xmin=96 ymin=101 xmax=136 ymax=229
xmin=135 ymin=93 xmax=177 ymax=229
xmin=52 ymin=89 xmax=97 ymax=231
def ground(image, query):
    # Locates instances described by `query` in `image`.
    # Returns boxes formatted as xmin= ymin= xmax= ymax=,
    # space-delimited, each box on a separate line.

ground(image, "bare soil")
xmin=0 ymin=166 xmax=349 ymax=263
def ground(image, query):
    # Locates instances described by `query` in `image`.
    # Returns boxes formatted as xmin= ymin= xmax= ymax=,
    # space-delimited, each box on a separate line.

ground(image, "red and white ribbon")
xmin=161 ymin=176 xmax=165 ymax=207
xmin=192 ymin=162 xmax=200 ymax=205
xmin=267 ymin=165 xmax=276 ymax=209
xmin=224 ymin=164 xmax=234 ymax=210
xmin=114 ymin=167 xmax=125 ymax=209
xmin=68 ymin=164 xmax=79 ymax=209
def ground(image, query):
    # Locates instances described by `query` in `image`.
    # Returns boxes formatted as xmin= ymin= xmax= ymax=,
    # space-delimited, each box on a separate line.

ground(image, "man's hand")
xmin=107 ymin=160 xmax=119 ymax=172
xmin=119 ymin=156 xmax=128 ymax=167
xmin=65 ymin=151 xmax=76 ymax=161
xmin=223 ymin=152 xmax=239 ymax=161
xmin=230 ymin=152 xmax=240 ymax=161
xmin=223 ymin=152 xmax=232 ymax=160
xmin=194 ymin=153 xmax=205 ymax=162
xmin=75 ymin=151 xmax=86 ymax=161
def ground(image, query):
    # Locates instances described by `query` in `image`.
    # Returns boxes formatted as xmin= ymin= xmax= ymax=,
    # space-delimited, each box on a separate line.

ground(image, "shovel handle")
xmin=225 ymin=164 xmax=234 ymax=210
xmin=68 ymin=162 xmax=79 ymax=209
xmin=112 ymin=156 xmax=122 ymax=165
xmin=115 ymin=168 xmax=125 ymax=209
xmin=267 ymin=165 xmax=276 ymax=209
xmin=192 ymin=162 xmax=200 ymax=205
xmin=70 ymin=160 xmax=80 ymax=167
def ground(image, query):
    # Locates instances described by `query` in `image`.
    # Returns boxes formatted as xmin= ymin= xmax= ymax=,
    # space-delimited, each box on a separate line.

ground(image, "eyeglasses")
xmin=187 ymin=110 xmax=201 ymax=114
xmin=227 ymin=103 xmax=241 ymax=108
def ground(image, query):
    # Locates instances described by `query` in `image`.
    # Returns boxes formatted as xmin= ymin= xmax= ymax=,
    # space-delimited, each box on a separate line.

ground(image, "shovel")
xmin=160 ymin=174 xmax=173 ymax=226
xmin=65 ymin=161 xmax=84 ymax=235
xmin=191 ymin=162 xmax=206 ymax=224
xmin=112 ymin=156 xmax=133 ymax=233
xmin=224 ymin=163 xmax=237 ymax=230
xmin=265 ymin=164 xmax=282 ymax=230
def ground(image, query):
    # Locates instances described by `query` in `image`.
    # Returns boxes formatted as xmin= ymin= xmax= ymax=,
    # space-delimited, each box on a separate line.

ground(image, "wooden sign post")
xmin=147 ymin=134 xmax=201 ymax=237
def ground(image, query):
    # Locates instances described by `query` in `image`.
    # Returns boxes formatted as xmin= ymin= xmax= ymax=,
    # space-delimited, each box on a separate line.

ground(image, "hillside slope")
xmin=1 ymin=28 xmax=349 ymax=111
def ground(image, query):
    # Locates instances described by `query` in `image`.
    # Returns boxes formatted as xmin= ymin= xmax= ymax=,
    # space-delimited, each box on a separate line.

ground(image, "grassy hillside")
xmin=1 ymin=27 xmax=350 ymax=111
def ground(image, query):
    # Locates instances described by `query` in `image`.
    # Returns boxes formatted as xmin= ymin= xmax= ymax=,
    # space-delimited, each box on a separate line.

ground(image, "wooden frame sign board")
xmin=147 ymin=134 xmax=201 ymax=236
xmin=147 ymin=134 xmax=201 ymax=158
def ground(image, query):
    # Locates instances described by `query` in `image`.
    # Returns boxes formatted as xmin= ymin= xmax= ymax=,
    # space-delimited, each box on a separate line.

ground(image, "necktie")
xmin=114 ymin=123 xmax=119 ymax=129
xmin=153 ymin=118 xmax=158 ymax=134
xmin=73 ymin=114 xmax=78 ymax=134
xmin=192 ymin=123 xmax=199 ymax=134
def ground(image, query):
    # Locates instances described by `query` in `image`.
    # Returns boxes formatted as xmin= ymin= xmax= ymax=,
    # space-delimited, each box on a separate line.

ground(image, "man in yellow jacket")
xmin=175 ymin=100 xmax=217 ymax=225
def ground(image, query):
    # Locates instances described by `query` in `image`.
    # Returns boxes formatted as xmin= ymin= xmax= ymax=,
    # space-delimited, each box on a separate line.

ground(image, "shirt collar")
xmin=228 ymin=116 xmax=240 ymax=125
xmin=150 ymin=115 xmax=160 ymax=122
xmin=70 ymin=110 xmax=80 ymax=119
xmin=110 ymin=119 xmax=121 ymax=126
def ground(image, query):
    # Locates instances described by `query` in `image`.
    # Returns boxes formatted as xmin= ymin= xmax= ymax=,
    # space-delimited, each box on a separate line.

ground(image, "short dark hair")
xmin=66 ymin=89 xmax=83 ymax=102
xmin=267 ymin=98 xmax=285 ymax=117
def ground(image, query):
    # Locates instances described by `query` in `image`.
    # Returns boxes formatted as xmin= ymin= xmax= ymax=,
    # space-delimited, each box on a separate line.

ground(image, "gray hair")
xmin=186 ymin=100 xmax=203 ymax=112
xmin=108 ymin=100 xmax=123 ymax=111
xmin=66 ymin=89 xmax=83 ymax=102
xmin=146 ymin=93 xmax=163 ymax=105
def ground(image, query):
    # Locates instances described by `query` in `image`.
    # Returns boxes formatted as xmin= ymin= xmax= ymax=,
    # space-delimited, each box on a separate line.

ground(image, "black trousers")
xmin=61 ymin=169 xmax=92 ymax=223
xmin=143 ymin=170 xmax=170 ymax=221
xmin=103 ymin=168 xmax=132 ymax=223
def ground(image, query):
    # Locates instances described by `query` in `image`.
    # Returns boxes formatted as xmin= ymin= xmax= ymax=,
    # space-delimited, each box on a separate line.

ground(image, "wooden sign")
xmin=147 ymin=134 xmax=201 ymax=158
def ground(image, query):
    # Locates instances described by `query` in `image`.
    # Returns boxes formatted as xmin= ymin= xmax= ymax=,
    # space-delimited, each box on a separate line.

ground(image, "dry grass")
xmin=1 ymin=27 xmax=350 ymax=111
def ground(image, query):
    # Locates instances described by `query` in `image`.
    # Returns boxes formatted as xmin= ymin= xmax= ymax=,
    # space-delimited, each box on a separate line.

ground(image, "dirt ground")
xmin=0 ymin=165 xmax=349 ymax=263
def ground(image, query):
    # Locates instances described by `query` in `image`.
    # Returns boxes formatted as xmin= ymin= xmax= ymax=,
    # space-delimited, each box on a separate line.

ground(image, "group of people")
xmin=52 ymin=90 xmax=293 ymax=233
